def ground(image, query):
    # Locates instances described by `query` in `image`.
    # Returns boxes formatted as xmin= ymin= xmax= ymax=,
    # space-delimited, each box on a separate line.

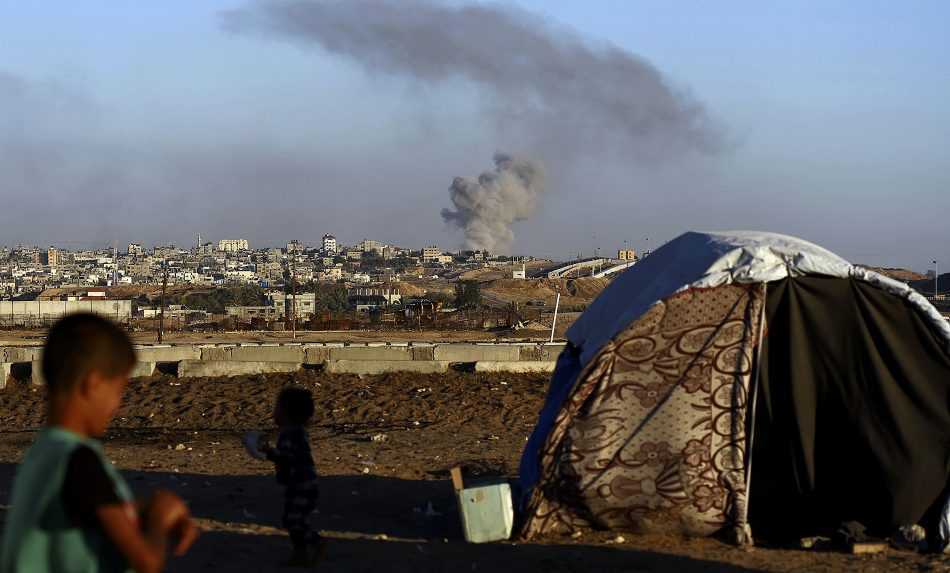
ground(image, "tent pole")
xmin=549 ymin=292 xmax=561 ymax=343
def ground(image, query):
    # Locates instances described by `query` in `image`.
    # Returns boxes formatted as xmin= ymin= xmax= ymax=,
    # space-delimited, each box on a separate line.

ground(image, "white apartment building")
xmin=322 ymin=234 xmax=338 ymax=255
xmin=217 ymin=239 xmax=249 ymax=252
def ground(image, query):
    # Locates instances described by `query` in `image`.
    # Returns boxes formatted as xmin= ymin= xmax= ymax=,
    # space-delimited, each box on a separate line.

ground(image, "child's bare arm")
xmin=94 ymin=490 xmax=198 ymax=573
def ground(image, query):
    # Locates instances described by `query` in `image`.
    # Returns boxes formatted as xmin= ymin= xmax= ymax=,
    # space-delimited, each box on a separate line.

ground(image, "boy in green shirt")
xmin=0 ymin=313 xmax=198 ymax=573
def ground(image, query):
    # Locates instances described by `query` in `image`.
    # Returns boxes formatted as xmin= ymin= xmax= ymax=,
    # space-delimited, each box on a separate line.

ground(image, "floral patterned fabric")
xmin=521 ymin=284 xmax=765 ymax=539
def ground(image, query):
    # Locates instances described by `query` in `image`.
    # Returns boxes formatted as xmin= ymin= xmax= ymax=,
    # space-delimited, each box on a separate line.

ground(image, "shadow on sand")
xmin=0 ymin=463 xmax=762 ymax=572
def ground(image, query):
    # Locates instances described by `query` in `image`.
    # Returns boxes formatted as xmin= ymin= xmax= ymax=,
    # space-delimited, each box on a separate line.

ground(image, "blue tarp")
xmin=517 ymin=343 xmax=583 ymax=510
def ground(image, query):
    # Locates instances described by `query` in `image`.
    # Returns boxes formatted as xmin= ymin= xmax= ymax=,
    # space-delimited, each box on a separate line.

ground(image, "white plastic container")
xmin=451 ymin=468 xmax=514 ymax=544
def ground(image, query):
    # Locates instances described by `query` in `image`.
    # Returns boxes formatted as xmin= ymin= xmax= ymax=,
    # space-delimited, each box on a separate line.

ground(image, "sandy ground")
xmin=0 ymin=371 xmax=948 ymax=572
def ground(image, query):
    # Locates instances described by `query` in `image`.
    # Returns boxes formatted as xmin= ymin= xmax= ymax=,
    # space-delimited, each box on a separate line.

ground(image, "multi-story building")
xmin=269 ymin=292 xmax=317 ymax=319
xmin=348 ymin=285 xmax=402 ymax=312
xmin=322 ymin=234 xmax=338 ymax=255
xmin=128 ymin=243 xmax=145 ymax=256
xmin=319 ymin=267 xmax=343 ymax=282
xmin=47 ymin=247 xmax=60 ymax=267
xmin=217 ymin=239 xmax=249 ymax=253
xmin=287 ymin=240 xmax=303 ymax=254
xmin=153 ymin=245 xmax=180 ymax=259
xmin=359 ymin=239 xmax=384 ymax=255
xmin=422 ymin=246 xmax=441 ymax=263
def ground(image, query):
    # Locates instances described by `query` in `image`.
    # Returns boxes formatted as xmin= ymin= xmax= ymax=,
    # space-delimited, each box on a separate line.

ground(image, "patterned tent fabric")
xmin=522 ymin=283 xmax=765 ymax=539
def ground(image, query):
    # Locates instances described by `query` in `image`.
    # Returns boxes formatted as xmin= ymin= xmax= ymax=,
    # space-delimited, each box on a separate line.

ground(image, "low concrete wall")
xmin=433 ymin=344 xmax=521 ymax=363
xmin=178 ymin=360 xmax=301 ymax=378
xmin=135 ymin=346 xmax=201 ymax=363
xmin=130 ymin=362 xmax=156 ymax=378
xmin=328 ymin=346 xmax=413 ymax=361
xmin=519 ymin=344 xmax=566 ymax=361
xmin=0 ymin=342 xmax=564 ymax=381
xmin=2 ymin=347 xmax=41 ymax=363
xmin=31 ymin=361 xmax=44 ymax=386
xmin=229 ymin=345 xmax=305 ymax=363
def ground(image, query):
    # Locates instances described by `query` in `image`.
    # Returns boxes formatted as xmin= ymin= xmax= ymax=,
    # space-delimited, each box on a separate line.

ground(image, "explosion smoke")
xmin=223 ymin=0 xmax=722 ymax=252
xmin=441 ymin=154 xmax=544 ymax=254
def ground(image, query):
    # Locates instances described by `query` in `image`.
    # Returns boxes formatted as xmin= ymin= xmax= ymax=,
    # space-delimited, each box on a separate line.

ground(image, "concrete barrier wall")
xmin=0 ymin=342 xmax=566 ymax=382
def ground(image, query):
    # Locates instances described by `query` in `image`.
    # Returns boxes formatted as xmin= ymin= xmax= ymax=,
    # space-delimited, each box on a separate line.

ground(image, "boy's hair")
xmin=42 ymin=313 xmax=136 ymax=394
xmin=277 ymin=386 xmax=314 ymax=425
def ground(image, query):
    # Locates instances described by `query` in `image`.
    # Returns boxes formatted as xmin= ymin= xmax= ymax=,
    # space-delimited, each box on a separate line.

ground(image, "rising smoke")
xmin=222 ymin=1 xmax=719 ymax=159
xmin=441 ymin=153 xmax=544 ymax=254
xmin=223 ymin=0 xmax=721 ymax=252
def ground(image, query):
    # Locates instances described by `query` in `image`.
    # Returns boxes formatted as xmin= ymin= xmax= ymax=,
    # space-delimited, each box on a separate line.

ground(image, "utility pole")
xmin=158 ymin=258 xmax=168 ymax=343
xmin=550 ymin=291 xmax=561 ymax=344
xmin=290 ymin=255 xmax=297 ymax=340
xmin=935 ymin=260 xmax=939 ymax=299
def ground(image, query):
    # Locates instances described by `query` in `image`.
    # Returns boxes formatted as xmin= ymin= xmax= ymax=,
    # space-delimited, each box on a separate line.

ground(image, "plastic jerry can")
xmin=451 ymin=467 xmax=514 ymax=543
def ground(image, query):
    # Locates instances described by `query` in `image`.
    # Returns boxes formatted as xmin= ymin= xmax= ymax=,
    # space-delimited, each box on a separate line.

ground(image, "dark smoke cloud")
xmin=222 ymin=0 xmax=721 ymax=161
xmin=222 ymin=0 xmax=722 ymax=251
xmin=442 ymin=153 xmax=544 ymax=253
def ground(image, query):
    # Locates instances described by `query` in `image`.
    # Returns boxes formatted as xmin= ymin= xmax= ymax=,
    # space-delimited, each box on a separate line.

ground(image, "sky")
xmin=0 ymin=1 xmax=947 ymax=271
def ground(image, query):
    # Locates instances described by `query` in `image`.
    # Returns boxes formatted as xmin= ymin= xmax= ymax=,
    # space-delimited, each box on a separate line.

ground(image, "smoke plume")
xmin=221 ymin=0 xmax=720 ymax=160
xmin=222 ymin=0 xmax=721 ymax=252
xmin=441 ymin=153 xmax=544 ymax=254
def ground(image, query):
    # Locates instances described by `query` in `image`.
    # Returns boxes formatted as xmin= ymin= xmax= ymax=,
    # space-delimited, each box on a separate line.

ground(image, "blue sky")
xmin=0 ymin=1 xmax=947 ymax=271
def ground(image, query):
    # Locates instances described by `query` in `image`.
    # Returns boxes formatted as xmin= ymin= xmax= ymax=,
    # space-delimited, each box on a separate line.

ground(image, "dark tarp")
xmin=750 ymin=276 xmax=950 ymax=538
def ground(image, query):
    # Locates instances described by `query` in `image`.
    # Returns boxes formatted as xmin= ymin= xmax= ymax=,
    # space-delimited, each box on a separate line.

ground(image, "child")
xmin=0 ymin=313 xmax=198 ymax=573
xmin=260 ymin=386 xmax=323 ymax=567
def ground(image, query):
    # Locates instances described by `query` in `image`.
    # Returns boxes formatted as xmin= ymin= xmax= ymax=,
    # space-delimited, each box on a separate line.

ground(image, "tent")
xmin=518 ymin=231 xmax=950 ymax=543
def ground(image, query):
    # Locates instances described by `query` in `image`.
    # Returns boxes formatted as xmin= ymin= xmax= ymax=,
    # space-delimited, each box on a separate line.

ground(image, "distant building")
xmin=128 ymin=243 xmax=144 ymax=256
xmin=322 ymin=234 xmax=338 ymax=255
xmin=225 ymin=305 xmax=280 ymax=322
xmin=47 ymin=247 xmax=60 ymax=267
xmin=153 ymin=245 xmax=180 ymax=259
xmin=618 ymin=249 xmax=636 ymax=261
xmin=345 ymin=249 xmax=362 ymax=262
xmin=287 ymin=240 xmax=303 ymax=254
xmin=422 ymin=246 xmax=442 ymax=263
xmin=512 ymin=264 xmax=526 ymax=280
xmin=359 ymin=239 xmax=384 ymax=255
xmin=217 ymin=239 xmax=249 ymax=253
xmin=269 ymin=292 xmax=317 ymax=319
xmin=319 ymin=267 xmax=343 ymax=282
xmin=348 ymin=285 xmax=402 ymax=312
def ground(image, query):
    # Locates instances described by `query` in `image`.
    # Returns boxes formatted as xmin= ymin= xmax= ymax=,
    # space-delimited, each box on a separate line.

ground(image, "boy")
xmin=0 ymin=313 xmax=198 ymax=573
xmin=261 ymin=387 xmax=323 ymax=567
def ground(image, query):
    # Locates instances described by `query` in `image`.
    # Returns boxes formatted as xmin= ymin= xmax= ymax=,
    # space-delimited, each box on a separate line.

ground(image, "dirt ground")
xmin=0 ymin=371 xmax=947 ymax=572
